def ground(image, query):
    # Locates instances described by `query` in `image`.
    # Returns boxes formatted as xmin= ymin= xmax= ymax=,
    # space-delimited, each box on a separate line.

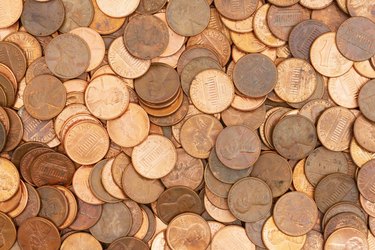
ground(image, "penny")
xmin=273 ymin=115 xmax=317 ymax=160
xmin=20 ymin=147 xmax=54 ymax=185
xmin=45 ymin=33 xmax=90 ymax=79
xmin=166 ymin=0 xmax=210 ymax=37
xmin=228 ymin=177 xmax=272 ymax=222
xmin=222 ymin=104 xmax=266 ymax=131
xmin=37 ymin=186 xmax=68 ymax=227
xmin=317 ymin=107 xmax=356 ymax=151
xmin=190 ymin=69 xmax=234 ymax=114
xmin=68 ymin=198 xmax=102 ymax=231
xmin=355 ymin=60 xmax=375 ymax=78
xmin=211 ymin=225 xmax=255 ymax=250
xmin=7 ymin=180 xmax=28 ymax=218
xmin=59 ymin=113 xmax=100 ymax=140
xmin=166 ymin=213 xmax=210 ymax=250
xmin=122 ymin=199 xmax=143 ymax=237
xmin=231 ymin=94 xmax=266 ymax=111
xmin=110 ymin=153 xmax=131 ymax=188
xmin=325 ymin=228 xmax=368 ymax=250
xmin=25 ymin=57 xmax=52 ymax=84
xmin=122 ymin=164 xmax=165 ymax=204
xmin=101 ymin=159 xmax=126 ymax=200
xmin=292 ymin=159 xmax=314 ymax=198
xmin=310 ymin=32 xmax=353 ymax=77
xmin=305 ymin=147 xmax=349 ymax=187
xmin=311 ymin=3 xmax=349 ymax=32
xmin=89 ymin=160 xmax=119 ymax=203
xmin=0 ymin=64 xmax=17 ymax=96
xmin=149 ymin=95 xmax=189 ymax=127
xmin=244 ymin=215 xmax=269 ymax=248
xmin=220 ymin=2 xmax=260 ymax=34
xmin=140 ymin=204 xmax=157 ymax=242
xmin=361 ymin=195 xmax=375 ymax=218
xmin=302 ymin=230 xmax=324 ymax=250
xmin=0 ymin=212 xmax=16 ymax=249
xmin=0 ymin=0 xmax=22 ymax=28
xmin=89 ymin=0 xmax=125 ymax=35
xmin=204 ymin=166 xmax=232 ymax=198
xmin=109 ymin=237 xmax=149 ymax=250
xmin=0 ymin=181 xmax=22 ymax=213
xmin=56 ymin=186 xmax=77 ymax=229
xmin=0 ymin=73 xmax=15 ymax=107
xmin=268 ymin=0 xmax=299 ymax=7
xmin=0 ymin=158 xmax=19 ymax=202
xmin=152 ymin=45 xmax=185 ymax=69
xmin=274 ymin=191 xmax=318 ymax=236
xmin=21 ymin=0 xmax=65 ymax=37
xmin=275 ymin=58 xmax=317 ymax=103
xmin=61 ymin=232 xmax=101 ymax=250
xmin=358 ymin=160 xmax=375 ymax=202
xmin=205 ymin=186 xmax=229 ymax=210
xmin=299 ymin=99 xmax=333 ymax=124
xmin=300 ymin=0 xmax=333 ymax=9
xmin=90 ymin=202 xmax=132 ymax=244
xmin=204 ymin=195 xmax=237 ymax=223
xmin=72 ymin=166 xmax=104 ymax=205
xmin=137 ymin=0 xmax=166 ymax=14
xmin=347 ymin=0 xmax=375 ymax=22
xmin=262 ymin=217 xmax=306 ymax=250
xmin=251 ymin=152 xmax=292 ymax=197
xmin=354 ymin=115 xmax=375 ymax=153
xmin=4 ymin=32 xmax=42 ymax=66
xmin=359 ymin=79 xmax=375 ymax=122
xmin=0 ymin=22 xmax=19 ymax=41
xmin=64 ymin=121 xmax=110 ymax=165
xmin=233 ymin=54 xmax=277 ymax=98
xmin=351 ymin=138 xmax=375 ymax=168
xmin=59 ymin=0 xmax=94 ymax=33
xmin=176 ymin=45 xmax=219 ymax=75
xmin=315 ymin=173 xmax=359 ymax=213
xmin=230 ymin=32 xmax=267 ymax=54
xmin=96 ymin=0 xmax=139 ymax=18
xmin=0 ymin=42 xmax=27 ymax=82
xmin=17 ymin=217 xmax=61 ymax=250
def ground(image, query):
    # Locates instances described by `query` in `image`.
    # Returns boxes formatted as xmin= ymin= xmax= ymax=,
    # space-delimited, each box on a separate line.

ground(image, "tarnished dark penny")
xmin=273 ymin=115 xmax=317 ymax=160
xmin=123 ymin=199 xmax=143 ymax=237
xmin=59 ymin=0 xmax=94 ymax=33
xmin=222 ymin=104 xmax=266 ymax=132
xmin=245 ymin=214 xmax=269 ymax=248
xmin=0 ymin=107 xmax=9 ymax=137
xmin=37 ymin=186 xmax=69 ymax=227
xmin=0 ymin=73 xmax=15 ymax=108
xmin=354 ymin=115 xmax=375 ymax=153
xmin=251 ymin=152 xmax=292 ymax=198
xmin=68 ymin=197 xmax=102 ymax=231
xmin=0 ymin=121 xmax=6 ymax=152
xmin=25 ymin=57 xmax=53 ymax=84
xmin=0 ymin=42 xmax=27 ymax=83
xmin=89 ymin=160 xmax=119 ymax=203
xmin=215 ymin=125 xmax=261 ymax=170
xmin=302 ymin=230 xmax=324 ymax=250
xmin=311 ymin=3 xmax=349 ymax=32
xmin=289 ymin=20 xmax=330 ymax=60
xmin=267 ymin=4 xmax=311 ymax=41
xmin=30 ymin=152 xmax=75 ymax=187
xmin=24 ymin=75 xmax=66 ymax=120
xmin=358 ymin=159 xmax=375 ymax=203
xmin=89 ymin=202 xmax=132 ymax=244
xmin=228 ymin=177 xmax=272 ymax=222
xmin=233 ymin=54 xmax=277 ymax=98
xmin=359 ymin=79 xmax=375 ymax=122
xmin=205 ymin=186 xmax=229 ymax=210
xmin=214 ymin=0 xmax=258 ymax=20
xmin=140 ymin=204 xmax=156 ymax=242
xmin=274 ymin=191 xmax=318 ymax=236
xmin=324 ymin=212 xmax=368 ymax=240
xmin=111 ymin=153 xmax=131 ymax=188
xmin=305 ymin=147 xmax=349 ymax=187
xmin=108 ymin=237 xmax=149 ymax=250
xmin=21 ymin=0 xmax=65 ymax=37
xmin=209 ymin=148 xmax=251 ymax=184
xmin=0 ymin=86 xmax=7 ymax=107
xmin=20 ymin=147 xmax=54 ymax=185
xmin=0 ymin=212 xmax=16 ymax=249
xmin=315 ymin=173 xmax=359 ymax=213
xmin=124 ymin=15 xmax=168 ymax=60
xmin=204 ymin=166 xmax=232 ymax=199
xmin=336 ymin=17 xmax=375 ymax=61
xmin=18 ymin=106 xmax=55 ymax=139
xmin=11 ymin=142 xmax=46 ymax=167
xmin=14 ymin=183 xmax=40 ymax=226
xmin=136 ymin=0 xmax=167 ymax=14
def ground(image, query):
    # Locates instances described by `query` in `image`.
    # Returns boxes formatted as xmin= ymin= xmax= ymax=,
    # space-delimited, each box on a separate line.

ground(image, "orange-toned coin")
xmin=72 ymin=165 xmax=104 ymax=205
xmin=61 ymin=232 xmax=102 ymax=250
xmin=89 ymin=0 xmax=126 ymax=35
xmin=0 ymin=158 xmax=19 ymax=202
xmin=4 ymin=32 xmax=42 ymax=66
xmin=96 ymin=0 xmax=139 ymax=18
xmin=0 ymin=0 xmax=23 ymax=29
xmin=211 ymin=225 xmax=256 ymax=250
xmin=101 ymin=158 xmax=126 ymax=200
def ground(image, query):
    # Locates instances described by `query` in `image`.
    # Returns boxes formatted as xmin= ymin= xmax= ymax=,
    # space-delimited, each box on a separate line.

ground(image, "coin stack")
xmin=0 ymin=0 xmax=375 ymax=249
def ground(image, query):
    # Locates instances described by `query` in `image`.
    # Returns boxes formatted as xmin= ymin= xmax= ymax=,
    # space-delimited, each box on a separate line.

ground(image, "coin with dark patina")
xmin=214 ymin=0 xmax=258 ymax=21
xmin=0 ymin=42 xmax=27 ymax=83
xmin=0 ymin=212 xmax=16 ymax=250
xmin=108 ymin=237 xmax=149 ymax=250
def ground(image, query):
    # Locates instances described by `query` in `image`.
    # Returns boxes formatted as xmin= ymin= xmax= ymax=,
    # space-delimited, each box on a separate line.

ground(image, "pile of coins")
xmin=0 ymin=0 xmax=374 ymax=249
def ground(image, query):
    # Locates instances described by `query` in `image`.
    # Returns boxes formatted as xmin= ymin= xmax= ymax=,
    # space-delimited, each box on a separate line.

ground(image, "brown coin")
xmin=20 ymin=147 xmax=54 ymax=185
xmin=64 ymin=121 xmax=110 ymax=165
xmin=358 ymin=160 xmax=375 ymax=202
xmin=268 ymin=0 xmax=299 ymax=7
xmin=233 ymin=54 xmax=277 ymax=98
xmin=292 ymin=159 xmax=314 ymax=198
xmin=89 ymin=160 xmax=119 ymax=203
xmin=315 ymin=173 xmax=359 ymax=213
xmin=111 ymin=153 xmax=131 ymax=188
xmin=123 ymin=199 xmax=143 ymax=237
xmin=68 ymin=197 xmax=102 ymax=231
xmin=222 ymin=105 xmax=266 ymax=131
xmin=0 ymin=0 xmax=22 ymax=28
xmin=56 ymin=186 xmax=77 ymax=229
xmin=18 ymin=217 xmax=61 ymax=250
xmin=166 ymin=0 xmax=210 ymax=37
xmin=176 ymin=45 xmax=220 ymax=74
xmin=275 ymin=58 xmax=317 ymax=103
xmin=139 ymin=89 xmax=184 ymax=117
xmin=21 ymin=0 xmax=65 ymax=37
xmin=205 ymin=186 xmax=229 ymax=210
xmin=204 ymin=195 xmax=237 ymax=223
xmin=124 ymin=15 xmax=168 ymax=60
xmin=215 ymin=125 xmax=261 ymax=170
xmin=231 ymin=32 xmax=267 ymax=54
xmin=251 ymin=152 xmax=292 ymax=198
xmin=161 ymin=148 xmax=204 ymax=190
xmin=137 ymin=0 xmax=166 ymax=14
xmin=0 ymin=22 xmax=19 ymax=41
xmin=0 ymin=181 xmax=22 ymax=213
xmin=211 ymin=225 xmax=255 ymax=250
xmin=299 ymin=99 xmax=333 ymax=124
xmin=317 ymin=107 xmax=355 ymax=151
xmin=347 ymin=0 xmax=375 ymax=22
xmin=4 ymin=32 xmax=42 ymax=66
xmin=25 ymin=57 xmax=52 ymax=84
xmin=89 ymin=0 xmax=125 ymax=35
xmin=0 ymin=158 xmax=19 ymax=202
xmin=0 ymin=212 xmax=16 ymax=249
xmin=274 ymin=191 xmax=318 ymax=236
xmin=301 ymin=230 xmax=324 ymax=250
xmin=230 ymin=94 xmax=266 ymax=112
xmin=7 ymin=179 xmax=28 ymax=218
xmin=166 ymin=213 xmax=210 ymax=250
xmin=45 ymin=33 xmax=90 ymax=79
xmin=0 ymin=42 xmax=26 ymax=82
xmin=204 ymin=166 xmax=232 ymax=198
xmin=59 ymin=0 xmax=94 ymax=33
xmin=109 ymin=237 xmax=149 ymax=250
xmin=228 ymin=177 xmax=272 ymax=222
xmin=0 ymin=63 xmax=17 ymax=95
xmin=355 ymin=60 xmax=375 ymax=78
xmin=220 ymin=1 xmax=260 ymax=33
xmin=359 ymin=79 xmax=375 ymax=122
xmin=361 ymin=195 xmax=375 ymax=218
xmin=122 ymin=164 xmax=165 ymax=204
xmin=325 ymin=228 xmax=368 ymax=250
xmin=311 ymin=3 xmax=349 ymax=32
xmin=245 ymin=215 xmax=269 ymax=248
xmin=310 ymin=32 xmax=353 ymax=77
xmin=305 ymin=147 xmax=349 ymax=187
xmin=152 ymin=44 xmax=186 ymax=68
xmin=89 ymin=202 xmax=132 ymax=244
xmin=72 ymin=165 xmax=104 ymax=205
xmin=324 ymin=212 xmax=368 ymax=240
xmin=0 ymin=121 xmax=6 ymax=152
xmin=140 ymin=204 xmax=156 ymax=242
xmin=354 ymin=115 xmax=375 ymax=153
xmin=214 ymin=0 xmax=258 ymax=21
xmin=37 ymin=186 xmax=68 ymax=227
xmin=0 ymin=85 xmax=8 ymax=107
xmin=61 ymin=232 xmax=101 ymax=250
xmin=300 ymin=0 xmax=333 ymax=9
xmin=272 ymin=115 xmax=317 ymax=160
xmin=264 ymin=107 xmax=292 ymax=148
xmin=101 ymin=159 xmax=126 ymax=200
xmin=0 ymin=73 xmax=15 ymax=107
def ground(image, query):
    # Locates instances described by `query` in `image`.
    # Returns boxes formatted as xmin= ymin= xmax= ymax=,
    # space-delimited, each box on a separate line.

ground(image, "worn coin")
xmin=325 ymin=227 xmax=368 ymax=250
xmin=59 ymin=0 xmax=94 ymax=33
xmin=37 ymin=186 xmax=68 ymax=227
xmin=0 ymin=42 xmax=27 ymax=82
xmin=61 ymin=232 xmax=101 ymax=250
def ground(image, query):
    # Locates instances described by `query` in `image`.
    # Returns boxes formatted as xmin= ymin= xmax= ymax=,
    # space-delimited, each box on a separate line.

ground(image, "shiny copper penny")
xmin=124 ymin=15 xmax=169 ymax=60
xmin=89 ymin=0 xmax=125 ymax=35
xmin=274 ymin=191 xmax=318 ymax=236
xmin=89 ymin=202 xmax=132 ymax=244
xmin=0 ymin=158 xmax=19 ymax=202
xmin=89 ymin=160 xmax=119 ymax=203
xmin=45 ymin=33 xmax=91 ymax=79
xmin=0 ymin=0 xmax=22 ymax=28
xmin=222 ymin=105 xmax=266 ymax=132
xmin=325 ymin=228 xmax=368 ymax=250
xmin=347 ymin=0 xmax=375 ymax=22
xmin=108 ymin=237 xmax=149 ymax=250
xmin=166 ymin=0 xmax=210 ymax=37
xmin=59 ymin=0 xmax=94 ymax=33
xmin=72 ymin=165 xmax=104 ymax=205
xmin=0 ymin=22 xmax=19 ymax=41
xmin=0 ymin=42 xmax=27 ymax=82
xmin=61 ymin=232 xmax=101 ymax=250
xmin=18 ymin=217 xmax=60 ymax=250
xmin=355 ymin=60 xmax=375 ymax=78
xmin=56 ymin=186 xmax=77 ymax=230
xmin=0 ymin=212 xmax=16 ymax=249
xmin=180 ymin=114 xmax=223 ymax=159
xmin=359 ymin=80 xmax=375 ymax=122
xmin=96 ymin=0 xmax=139 ymax=18
xmin=272 ymin=115 xmax=317 ymax=160
xmin=68 ymin=197 xmax=102 ymax=231
xmin=317 ymin=107 xmax=355 ymax=151
xmin=102 ymin=159 xmax=125 ymax=200
xmin=300 ymin=0 xmax=333 ymax=9
xmin=214 ymin=0 xmax=258 ymax=21
xmin=4 ymin=32 xmax=42 ymax=66
xmin=358 ymin=160 xmax=375 ymax=202
xmin=211 ymin=225 xmax=255 ymax=250
xmin=233 ymin=54 xmax=277 ymax=98
xmin=7 ymin=180 xmax=28 ymax=218
xmin=0 ymin=181 xmax=22 ymax=213
xmin=228 ymin=177 xmax=272 ymax=222
xmin=111 ymin=153 xmax=131 ymax=188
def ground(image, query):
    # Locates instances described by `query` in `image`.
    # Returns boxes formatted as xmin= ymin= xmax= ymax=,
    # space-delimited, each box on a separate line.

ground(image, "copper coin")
xmin=301 ymin=230 xmax=324 ymax=250
xmin=300 ymin=0 xmax=333 ymax=9
xmin=245 ymin=215 xmax=269 ymax=248
xmin=325 ymin=228 xmax=368 ymax=250
xmin=137 ymin=0 xmax=166 ymax=14
xmin=17 ymin=217 xmax=60 ymax=250
xmin=7 ymin=180 xmax=28 ymax=218
xmin=230 ymin=31 xmax=267 ymax=54
xmin=222 ymin=105 xmax=266 ymax=131
xmin=166 ymin=0 xmax=210 ymax=37
xmin=311 ymin=3 xmax=349 ymax=32
xmin=233 ymin=54 xmax=277 ymax=98
xmin=272 ymin=115 xmax=317 ymax=160
xmin=111 ymin=153 xmax=131 ymax=188
xmin=21 ymin=0 xmax=65 ymax=37
xmin=4 ymin=32 xmax=42 ymax=66
xmin=315 ymin=173 xmax=359 ymax=213
xmin=347 ymin=0 xmax=375 ymax=22
xmin=359 ymin=79 xmax=375 ymax=122
xmin=0 ymin=22 xmax=19 ymax=41
xmin=64 ymin=121 xmax=110 ymax=165
xmin=139 ymin=89 xmax=184 ymax=117
xmin=20 ymin=147 xmax=54 ymax=185
xmin=0 ymin=158 xmax=19 ymax=202
xmin=89 ymin=0 xmax=125 ymax=35
xmin=30 ymin=152 xmax=75 ymax=187
xmin=351 ymin=138 xmax=375 ymax=168
xmin=211 ymin=225 xmax=255 ymax=250
xmin=56 ymin=186 xmax=77 ymax=229
xmin=358 ymin=159 xmax=375 ymax=202
xmin=89 ymin=160 xmax=119 ymax=203
xmin=0 ymin=64 xmax=17 ymax=96
xmin=214 ymin=0 xmax=258 ymax=21
xmin=204 ymin=166 xmax=232 ymax=198
xmin=140 ymin=204 xmax=156 ymax=242
xmin=0 ymin=212 xmax=16 ymax=249
xmin=45 ymin=33 xmax=90 ymax=79
xmin=180 ymin=114 xmax=223 ymax=159
xmin=122 ymin=164 xmax=165 ymax=204
xmin=61 ymin=232 xmax=101 ymax=250
xmin=0 ymin=42 xmax=26 ymax=83
xmin=101 ymin=159 xmax=126 ymax=200
xmin=0 ymin=121 xmax=6 ymax=152
xmin=205 ymin=186 xmax=229 ymax=210
xmin=292 ymin=159 xmax=315 ymax=198
xmin=268 ymin=0 xmax=299 ymax=7
xmin=203 ymin=195 xmax=237 ymax=223
xmin=108 ymin=237 xmax=149 ymax=250
xmin=355 ymin=59 xmax=375 ymax=78
xmin=176 ymin=45 xmax=219 ymax=75
xmin=305 ymin=147 xmax=349 ymax=187
xmin=299 ymin=99 xmax=333 ymax=124
xmin=215 ymin=125 xmax=261 ymax=170
xmin=123 ymin=199 xmax=143 ymax=237
xmin=354 ymin=115 xmax=375 ymax=153
xmin=59 ymin=0 xmax=94 ymax=33
xmin=166 ymin=213 xmax=211 ymax=250
xmin=25 ymin=57 xmax=52 ymax=84
xmin=317 ymin=106 xmax=355 ymax=151
xmin=68 ymin=197 xmax=102 ymax=231
xmin=72 ymin=165 xmax=104 ymax=205
xmin=228 ymin=177 xmax=272 ymax=222
xmin=96 ymin=0 xmax=139 ymax=18
xmin=11 ymin=142 xmax=45 ymax=168
xmin=251 ymin=152 xmax=292 ymax=198
xmin=324 ymin=212 xmax=368 ymax=241
xmin=124 ymin=15 xmax=169 ymax=60
xmin=0 ymin=73 xmax=15 ymax=107
xmin=0 ymin=181 xmax=22 ymax=213
xmin=0 ymin=0 xmax=22 ymax=28
xmin=274 ymin=191 xmax=318 ymax=236
xmin=310 ymin=32 xmax=353 ymax=77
